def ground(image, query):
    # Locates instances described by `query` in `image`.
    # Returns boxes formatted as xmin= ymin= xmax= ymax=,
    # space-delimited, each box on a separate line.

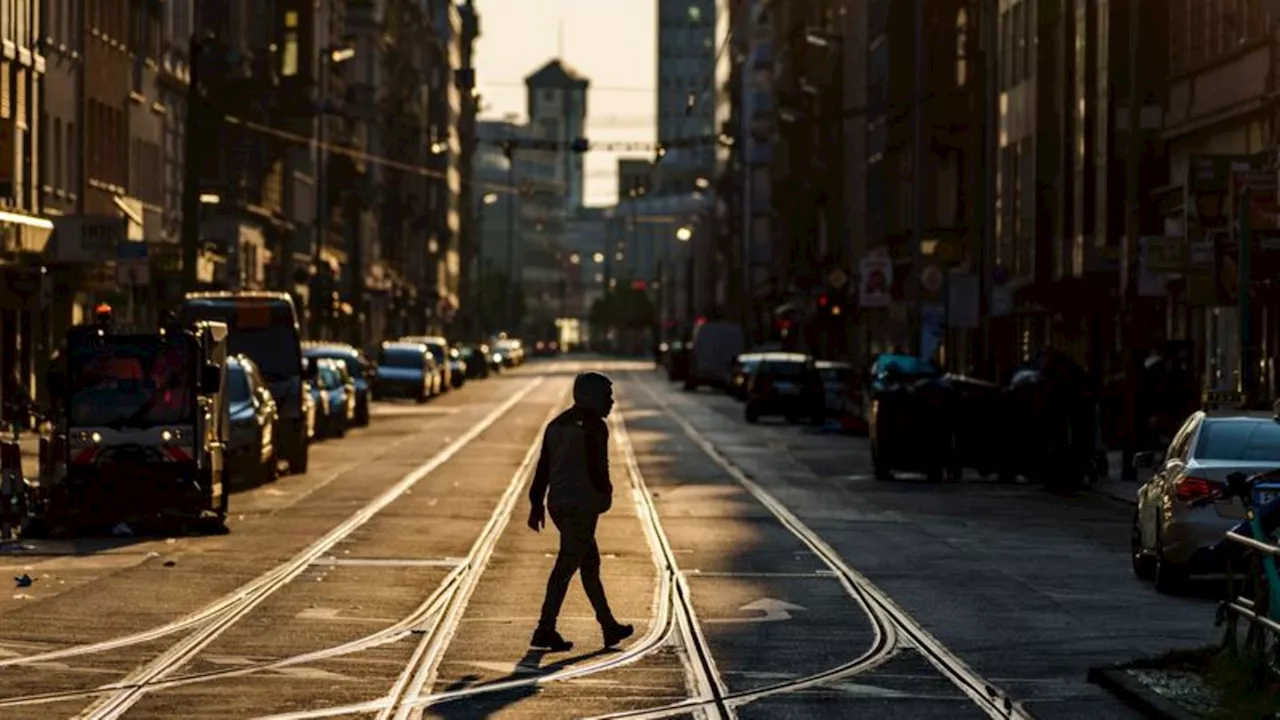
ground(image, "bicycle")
xmin=1206 ymin=469 xmax=1280 ymax=675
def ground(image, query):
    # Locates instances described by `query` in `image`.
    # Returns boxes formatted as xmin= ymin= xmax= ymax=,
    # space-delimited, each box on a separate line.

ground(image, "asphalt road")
xmin=0 ymin=358 xmax=1216 ymax=719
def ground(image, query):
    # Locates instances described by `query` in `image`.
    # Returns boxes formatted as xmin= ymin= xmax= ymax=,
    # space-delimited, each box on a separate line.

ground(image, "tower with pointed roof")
xmin=524 ymin=59 xmax=590 ymax=212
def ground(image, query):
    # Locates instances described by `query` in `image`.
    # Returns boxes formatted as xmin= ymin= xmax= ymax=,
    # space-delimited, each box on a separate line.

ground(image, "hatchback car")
xmin=302 ymin=342 xmax=372 ymax=426
xmin=447 ymin=347 xmax=468 ymax=389
xmin=306 ymin=357 xmax=353 ymax=439
xmin=744 ymin=353 xmax=817 ymax=424
xmin=375 ymin=342 xmax=438 ymax=402
xmin=225 ymin=355 xmax=279 ymax=486
xmin=1132 ymin=409 xmax=1280 ymax=593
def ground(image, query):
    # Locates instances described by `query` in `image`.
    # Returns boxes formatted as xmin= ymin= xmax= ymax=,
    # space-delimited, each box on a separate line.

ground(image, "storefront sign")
xmin=858 ymin=256 xmax=892 ymax=308
xmin=49 ymin=215 xmax=126 ymax=264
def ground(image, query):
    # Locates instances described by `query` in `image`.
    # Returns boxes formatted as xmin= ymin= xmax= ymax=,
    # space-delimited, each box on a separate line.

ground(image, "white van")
xmin=685 ymin=321 xmax=745 ymax=390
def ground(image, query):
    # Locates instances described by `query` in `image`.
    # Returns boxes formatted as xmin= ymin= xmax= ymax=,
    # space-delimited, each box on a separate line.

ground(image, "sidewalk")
xmin=1092 ymin=450 xmax=1150 ymax=505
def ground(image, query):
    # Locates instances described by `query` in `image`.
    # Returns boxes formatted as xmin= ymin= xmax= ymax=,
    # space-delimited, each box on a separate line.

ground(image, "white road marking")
xmin=295 ymin=607 xmax=398 ymax=624
xmin=703 ymin=599 xmax=807 ymax=624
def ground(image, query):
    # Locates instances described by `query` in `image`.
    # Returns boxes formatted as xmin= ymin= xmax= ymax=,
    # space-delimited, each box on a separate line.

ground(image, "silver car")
xmin=1132 ymin=410 xmax=1280 ymax=593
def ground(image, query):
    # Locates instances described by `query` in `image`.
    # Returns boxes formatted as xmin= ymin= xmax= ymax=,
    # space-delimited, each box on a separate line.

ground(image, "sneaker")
xmin=602 ymin=622 xmax=634 ymax=648
xmin=530 ymin=627 xmax=573 ymax=652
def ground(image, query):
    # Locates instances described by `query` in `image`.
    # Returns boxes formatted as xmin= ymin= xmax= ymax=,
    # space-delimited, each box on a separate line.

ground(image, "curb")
xmin=1087 ymin=665 xmax=1201 ymax=720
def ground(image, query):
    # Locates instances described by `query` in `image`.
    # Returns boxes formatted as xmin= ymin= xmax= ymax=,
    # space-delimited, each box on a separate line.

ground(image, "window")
xmin=955 ymin=8 xmax=968 ymax=87
xmin=1194 ymin=420 xmax=1280 ymax=460
xmin=282 ymin=11 xmax=298 ymax=76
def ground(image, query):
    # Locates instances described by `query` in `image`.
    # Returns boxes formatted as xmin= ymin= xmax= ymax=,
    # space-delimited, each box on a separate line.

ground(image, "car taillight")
xmin=1176 ymin=476 xmax=1218 ymax=503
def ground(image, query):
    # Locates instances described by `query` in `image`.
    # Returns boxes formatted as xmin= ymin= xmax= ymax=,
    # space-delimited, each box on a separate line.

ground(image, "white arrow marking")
xmin=705 ymin=598 xmax=808 ymax=624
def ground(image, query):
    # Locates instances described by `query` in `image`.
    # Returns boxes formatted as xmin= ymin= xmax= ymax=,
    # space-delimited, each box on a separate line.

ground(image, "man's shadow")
xmin=429 ymin=646 xmax=618 ymax=719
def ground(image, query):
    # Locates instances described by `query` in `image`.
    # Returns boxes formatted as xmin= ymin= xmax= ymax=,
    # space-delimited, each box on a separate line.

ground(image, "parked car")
xmin=532 ymin=339 xmax=560 ymax=357
xmin=493 ymin=337 xmax=525 ymax=367
xmin=1132 ymin=409 xmax=1280 ymax=593
xmin=302 ymin=342 xmax=372 ymax=426
xmin=178 ymin=291 xmax=310 ymax=474
xmin=729 ymin=352 xmax=767 ymax=401
xmin=685 ymin=320 xmax=745 ymax=391
xmin=447 ymin=347 xmax=468 ymax=389
xmin=306 ymin=357 xmax=353 ymax=438
xmin=744 ymin=353 xmax=817 ymax=424
xmin=810 ymin=360 xmax=855 ymax=425
xmin=225 ymin=355 xmax=279 ymax=487
xmin=375 ymin=342 xmax=438 ymax=402
xmin=401 ymin=336 xmax=452 ymax=392
xmin=457 ymin=344 xmax=490 ymax=380
xmin=664 ymin=340 xmax=691 ymax=382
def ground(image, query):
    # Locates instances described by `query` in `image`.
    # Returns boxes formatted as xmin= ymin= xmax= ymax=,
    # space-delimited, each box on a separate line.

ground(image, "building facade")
xmin=656 ymin=0 xmax=719 ymax=198
xmin=0 ymin=0 xmax=49 ymax=411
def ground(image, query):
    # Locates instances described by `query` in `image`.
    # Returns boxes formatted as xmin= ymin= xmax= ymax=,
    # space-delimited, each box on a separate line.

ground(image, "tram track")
xmin=0 ymin=372 xmax=553 ymax=715
xmin=607 ymin=373 xmax=1035 ymax=720
xmin=0 ymin=362 xmax=1040 ymax=719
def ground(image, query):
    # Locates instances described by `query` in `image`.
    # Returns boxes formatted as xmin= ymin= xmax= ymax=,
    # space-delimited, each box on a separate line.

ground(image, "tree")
xmin=590 ymin=285 xmax=655 ymax=332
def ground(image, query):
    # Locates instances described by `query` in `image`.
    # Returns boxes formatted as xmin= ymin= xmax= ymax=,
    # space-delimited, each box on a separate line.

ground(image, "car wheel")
xmin=289 ymin=433 xmax=309 ymax=475
xmin=1131 ymin=511 xmax=1155 ymax=581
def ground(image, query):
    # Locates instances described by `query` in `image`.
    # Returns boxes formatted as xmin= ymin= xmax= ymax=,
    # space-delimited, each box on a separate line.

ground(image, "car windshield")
xmin=819 ymin=367 xmax=851 ymax=383
xmin=320 ymin=365 xmax=341 ymax=389
xmin=763 ymin=362 xmax=807 ymax=378
xmin=1194 ymin=420 xmax=1280 ymax=461
xmin=379 ymin=349 xmax=423 ymax=369
xmin=309 ymin=351 xmax=365 ymax=378
xmin=68 ymin=335 xmax=196 ymax=428
xmin=227 ymin=365 xmax=252 ymax=404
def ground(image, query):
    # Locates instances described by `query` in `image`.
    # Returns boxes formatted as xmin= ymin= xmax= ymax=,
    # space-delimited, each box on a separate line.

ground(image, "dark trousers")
xmin=538 ymin=510 xmax=615 ymax=631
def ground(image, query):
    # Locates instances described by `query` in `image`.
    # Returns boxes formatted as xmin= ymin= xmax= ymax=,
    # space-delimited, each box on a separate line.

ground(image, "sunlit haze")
xmin=474 ymin=0 xmax=657 ymax=207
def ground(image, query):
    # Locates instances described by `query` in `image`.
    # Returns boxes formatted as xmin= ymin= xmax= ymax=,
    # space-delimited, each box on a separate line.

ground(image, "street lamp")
xmin=593 ymin=252 xmax=605 ymax=263
xmin=482 ymin=192 xmax=499 ymax=205
xmin=676 ymin=226 xmax=693 ymax=242
xmin=570 ymin=253 xmax=581 ymax=264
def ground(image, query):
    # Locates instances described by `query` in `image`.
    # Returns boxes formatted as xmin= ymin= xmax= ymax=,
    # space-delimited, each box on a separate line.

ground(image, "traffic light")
xmin=818 ymin=294 xmax=828 ymax=307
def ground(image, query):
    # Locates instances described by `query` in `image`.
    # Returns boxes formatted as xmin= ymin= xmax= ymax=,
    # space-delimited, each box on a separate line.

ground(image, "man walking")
xmin=527 ymin=372 xmax=634 ymax=652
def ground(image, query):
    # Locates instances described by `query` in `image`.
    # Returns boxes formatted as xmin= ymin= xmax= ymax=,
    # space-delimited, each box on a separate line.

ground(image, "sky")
xmin=474 ymin=0 xmax=656 ymax=207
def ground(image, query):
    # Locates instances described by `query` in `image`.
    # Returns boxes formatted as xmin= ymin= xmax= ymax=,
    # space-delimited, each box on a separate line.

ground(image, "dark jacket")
xmin=528 ymin=406 xmax=612 ymax=516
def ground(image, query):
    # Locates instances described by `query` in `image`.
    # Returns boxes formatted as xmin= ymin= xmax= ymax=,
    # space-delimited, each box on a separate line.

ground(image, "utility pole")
xmin=314 ymin=51 xmax=330 ymax=340
xmin=910 ymin=0 xmax=926 ymax=356
xmin=181 ymin=33 xmax=209 ymax=296
xmin=978 ymin=0 xmax=997 ymax=376
xmin=1121 ymin=0 xmax=1143 ymax=478
xmin=502 ymin=139 xmax=517 ymax=334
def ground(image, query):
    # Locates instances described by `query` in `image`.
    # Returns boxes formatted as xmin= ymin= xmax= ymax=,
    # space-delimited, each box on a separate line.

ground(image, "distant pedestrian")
xmin=527 ymin=371 xmax=634 ymax=652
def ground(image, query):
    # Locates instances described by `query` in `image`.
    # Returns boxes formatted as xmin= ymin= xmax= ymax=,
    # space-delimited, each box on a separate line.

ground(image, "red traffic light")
xmin=632 ymin=279 xmax=647 ymax=290
xmin=818 ymin=294 xmax=828 ymax=307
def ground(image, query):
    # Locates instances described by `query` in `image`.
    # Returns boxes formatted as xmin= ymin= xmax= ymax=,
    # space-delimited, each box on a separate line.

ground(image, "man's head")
xmin=573 ymin=372 xmax=614 ymax=418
